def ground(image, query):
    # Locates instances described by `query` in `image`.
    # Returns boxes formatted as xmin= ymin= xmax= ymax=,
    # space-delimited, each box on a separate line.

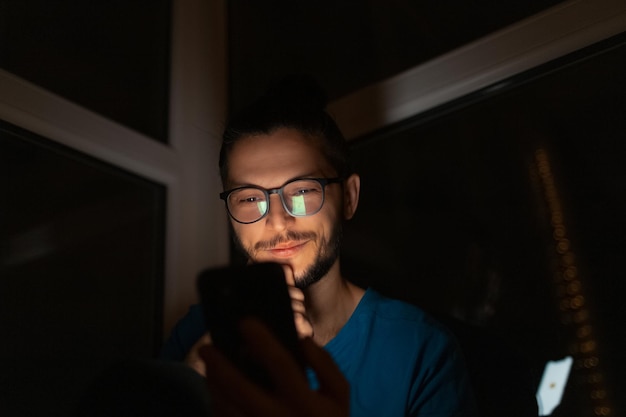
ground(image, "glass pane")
xmin=343 ymin=33 xmax=626 ymax=417
xmin=228 ymin=0 xmax=565 ymax=111
xmin=0 ymin=0 xmax=171 ymax=143
xmin=0 ymin=120 xmax=166 ymax=416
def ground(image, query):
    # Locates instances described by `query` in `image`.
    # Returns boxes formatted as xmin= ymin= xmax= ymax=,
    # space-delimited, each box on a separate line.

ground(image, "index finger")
xmin=281 ymin=264 xmax=295 ymax=286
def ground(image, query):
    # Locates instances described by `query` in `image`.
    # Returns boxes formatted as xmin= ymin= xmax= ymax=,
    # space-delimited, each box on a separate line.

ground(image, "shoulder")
xmin=174 ymin=304 xmax=205 ymax=330
xmin=361 ymin=290 xmax=450 ymax=336
xmin=160 ymin=304 xmax=205 ymax=361
xmin=350 ymin=289 xmax=459 ymax=359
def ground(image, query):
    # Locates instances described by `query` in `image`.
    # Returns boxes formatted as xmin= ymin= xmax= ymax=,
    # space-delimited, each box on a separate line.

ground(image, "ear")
xmin=342 ymin=173 xmax=360 ymax=220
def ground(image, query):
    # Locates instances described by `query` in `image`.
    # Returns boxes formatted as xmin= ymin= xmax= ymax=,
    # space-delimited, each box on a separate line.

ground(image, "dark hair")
xmin=219 ymin=75 xmax=352 ymax=183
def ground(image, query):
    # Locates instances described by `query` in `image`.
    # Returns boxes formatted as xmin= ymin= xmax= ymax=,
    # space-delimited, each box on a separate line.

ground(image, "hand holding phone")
xmin=196 ymin=262 xmax=306 ymax=389
xmin=200 ymin=318 xmax=350 ymax=417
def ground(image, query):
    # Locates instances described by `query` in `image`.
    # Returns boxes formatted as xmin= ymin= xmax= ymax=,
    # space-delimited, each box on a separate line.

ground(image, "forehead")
xmin=226 ymin=128 xmax=333 ymax=186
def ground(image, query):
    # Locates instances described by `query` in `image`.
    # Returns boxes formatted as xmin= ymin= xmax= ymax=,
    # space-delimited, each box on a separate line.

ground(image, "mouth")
xmin=265 ymin=241 xmax=308 ymax=258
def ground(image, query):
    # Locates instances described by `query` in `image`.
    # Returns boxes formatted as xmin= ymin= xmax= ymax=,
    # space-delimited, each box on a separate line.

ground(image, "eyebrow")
xmin=226 ymin=173 xmax=321 ymax=190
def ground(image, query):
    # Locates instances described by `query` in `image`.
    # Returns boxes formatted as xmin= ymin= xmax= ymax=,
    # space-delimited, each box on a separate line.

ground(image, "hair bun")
xmin=265 ymin=74 xmax=328 ymax=111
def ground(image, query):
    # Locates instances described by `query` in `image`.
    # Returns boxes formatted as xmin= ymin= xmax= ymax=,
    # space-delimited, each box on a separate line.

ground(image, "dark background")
xmin=2 ymin=1 xmax=624 ymax=416
xmin=342 ymin=34 xmax=626 ymax=416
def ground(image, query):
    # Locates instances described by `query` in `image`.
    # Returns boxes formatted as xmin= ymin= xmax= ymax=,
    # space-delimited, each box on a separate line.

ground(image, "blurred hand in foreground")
xmin=200 ymin=318 xmax=349 ymax=417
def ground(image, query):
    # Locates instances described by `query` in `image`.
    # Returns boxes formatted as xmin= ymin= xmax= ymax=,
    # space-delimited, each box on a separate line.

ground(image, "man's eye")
xmin=240 ymin=196 xmax=262 ymax=203
xmin=232 ymin=192 xmax=265 ymax=204
xmin=293 ymin=187 xmax=318 ymax=195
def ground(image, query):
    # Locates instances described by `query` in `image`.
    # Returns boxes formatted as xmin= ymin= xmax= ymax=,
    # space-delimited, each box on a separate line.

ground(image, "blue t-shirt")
xmin=161 ymin=289 xmax=475 ymax=417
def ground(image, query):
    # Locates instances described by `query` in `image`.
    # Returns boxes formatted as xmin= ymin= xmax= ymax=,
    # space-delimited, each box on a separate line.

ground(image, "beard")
xmin=232 ymin=222 xmax=343 ymax=289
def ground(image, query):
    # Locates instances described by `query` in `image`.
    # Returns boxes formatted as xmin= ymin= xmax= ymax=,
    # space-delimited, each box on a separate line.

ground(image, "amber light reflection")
xmin=533 ymin=148 xmax=612 ymax=416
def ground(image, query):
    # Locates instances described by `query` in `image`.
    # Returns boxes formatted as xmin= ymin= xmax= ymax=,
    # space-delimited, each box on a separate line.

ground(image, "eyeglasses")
xmin=220 ymin=177 xmax=343 ymax=224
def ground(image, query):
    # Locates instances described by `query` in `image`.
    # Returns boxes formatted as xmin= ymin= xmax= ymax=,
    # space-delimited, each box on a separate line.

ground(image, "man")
xmin=162 ymin=76 xmax=476 ymax=416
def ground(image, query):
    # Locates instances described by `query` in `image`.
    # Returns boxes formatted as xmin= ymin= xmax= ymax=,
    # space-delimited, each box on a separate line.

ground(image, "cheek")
xmin=231 ymin=223 xmax=259 ymax=248
xmin=320 ymin=197 xmax=343 ymax=225
xmin=310 ymin=211 xmax=340 ymax=243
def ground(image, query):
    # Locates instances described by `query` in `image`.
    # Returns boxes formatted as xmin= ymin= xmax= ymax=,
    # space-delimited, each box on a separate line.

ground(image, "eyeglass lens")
xmin=227 ymin=179 xmax=325 ymax=223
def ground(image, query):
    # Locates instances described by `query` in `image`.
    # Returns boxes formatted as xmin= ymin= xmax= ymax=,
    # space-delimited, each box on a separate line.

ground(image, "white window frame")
xmin=0 ymin=0 xmax=229 ymax=334
xmin=329 ymin=0 xmax=626 ymax=140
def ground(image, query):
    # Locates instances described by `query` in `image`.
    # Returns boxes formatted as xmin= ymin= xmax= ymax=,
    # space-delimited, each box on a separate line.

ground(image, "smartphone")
xmin=196 ymin=262 xmax=305 ymax=389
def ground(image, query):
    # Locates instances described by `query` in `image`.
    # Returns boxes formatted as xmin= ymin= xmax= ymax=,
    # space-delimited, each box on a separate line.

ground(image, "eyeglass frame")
xmin=219 ymin=177 xmax=344 ymax=224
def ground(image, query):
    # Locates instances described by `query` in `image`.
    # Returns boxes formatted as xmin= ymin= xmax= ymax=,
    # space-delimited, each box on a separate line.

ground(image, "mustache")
xmin=254 ymin=230 xmax=317 ymax=251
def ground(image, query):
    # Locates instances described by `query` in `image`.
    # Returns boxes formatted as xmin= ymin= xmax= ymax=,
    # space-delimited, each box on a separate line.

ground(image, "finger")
xmin=184 ymin=333 xmax=212 ymax=377
xmin=288 ymin=287 xmax=307 ymax=318
xmin=239 ymin=318 xmax=310 ymax=396
xmin=281 ymin=264 xmax=295 ymax=286
xmin=287 ymin=285 xmax=305 ymax=302
xmin=200 ymin=343 xmax=282 ymax=416
xmin=288 ymin=285 xmax=313 ymax=338
xmin=293 ymin=310 xmax=314 ymax=338
xmin=300 ymin=337 xmax=349 ymax=409
xmin=238 ymin=320 xmax=348 ymax=416
xmin=289 ymin=294 xmax=306 ymax=315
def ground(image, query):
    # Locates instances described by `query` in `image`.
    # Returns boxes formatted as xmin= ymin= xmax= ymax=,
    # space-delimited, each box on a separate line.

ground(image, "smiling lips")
xmin=267 ymin=241 xmax=308 ymax=258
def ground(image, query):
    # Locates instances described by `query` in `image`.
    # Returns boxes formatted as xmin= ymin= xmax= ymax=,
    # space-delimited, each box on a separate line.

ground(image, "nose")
xmin=265 ymin=193 xmax=293 ymax=231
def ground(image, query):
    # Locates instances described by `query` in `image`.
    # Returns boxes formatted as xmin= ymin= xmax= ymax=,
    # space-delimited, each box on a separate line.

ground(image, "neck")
xmin=303 ymin=261 xmax=365 ymax=346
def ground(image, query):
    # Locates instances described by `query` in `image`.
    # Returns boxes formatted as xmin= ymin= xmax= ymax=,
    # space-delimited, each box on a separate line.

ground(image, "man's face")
xmin=224 ymin=127 xmax=345 ymax=288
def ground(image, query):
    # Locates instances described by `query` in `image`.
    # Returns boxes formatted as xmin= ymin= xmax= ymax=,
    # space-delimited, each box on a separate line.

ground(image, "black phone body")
xmin=196 ymin=262 xmax=305 ymax=389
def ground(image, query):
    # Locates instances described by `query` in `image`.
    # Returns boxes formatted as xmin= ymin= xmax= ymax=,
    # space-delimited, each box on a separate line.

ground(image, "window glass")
xmin=344 ymin=34 xmax=626 ymax=416
xmin=0 ymin=120 xmax=166 ymax=416
xmin=0 ymin=1 xmax=171 ymax=143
